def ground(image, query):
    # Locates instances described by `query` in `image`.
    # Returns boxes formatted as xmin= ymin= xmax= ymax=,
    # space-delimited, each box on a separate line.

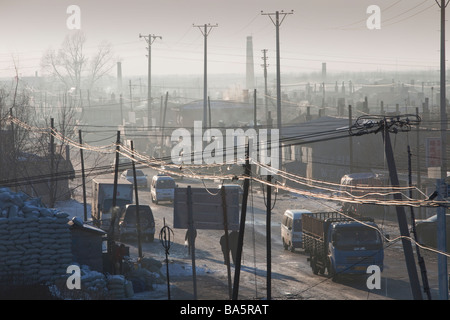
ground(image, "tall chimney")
xmin=117 ymin=62 xmax=123 ymax=95
xmin=322 ymin=62 xmax=327 ymax=82
xmin=246 ymin=36 xmax=255 ymax=90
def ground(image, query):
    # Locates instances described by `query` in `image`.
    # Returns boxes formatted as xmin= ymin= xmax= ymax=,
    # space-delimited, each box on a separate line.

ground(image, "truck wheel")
xmin=327 ymin=258 xmax=338 ymax=282
xmin=289 ymin=243 xmax=295 ymax=252
xmin=311 ymin=255 xmax=319 ymax=275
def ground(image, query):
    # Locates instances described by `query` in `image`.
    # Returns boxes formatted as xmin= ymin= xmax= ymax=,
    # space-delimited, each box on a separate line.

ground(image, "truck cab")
xmin=118 ymin=204 xmax=155 ymax=242
xmin=327 ymin=221 xmax=384 ymax=276
xmin=91 ymin=178 xmax=133 ymax=231
xmin=302 ymin=212 xmax=384 ymax=281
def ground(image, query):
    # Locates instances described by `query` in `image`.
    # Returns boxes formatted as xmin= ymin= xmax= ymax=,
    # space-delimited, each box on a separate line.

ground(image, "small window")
xmin=287 ymin=217 xmax=293 ymax=230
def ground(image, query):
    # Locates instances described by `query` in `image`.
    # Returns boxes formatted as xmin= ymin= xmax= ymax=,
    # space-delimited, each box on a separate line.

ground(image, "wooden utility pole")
xmin=408 ymin=146 xmax=432 ymax=300
xmin=193 ymin=23 xmax=218 ymax=131
xmin=261 ymin=10 xmax=293 ymax=170
xmin=110 ymin=130 xmax=121 ymax=242
xmin=186 ymin=186 xmax=197 ymax=300
xmin=349 ymin=105 xmax=353 ymax=173
xmin=221 ymin=186 xmax=232 ymax=300
xmin=78 ymin=130 xmax=87 ymax=221
xmin=131 ymin=141 xmax=143 ymax=259
xmin=232 ymin=141 xmax=251 ymax=300
xmin=261 ymin=10 xmax=293 ymax=132
xmin=50 ymin=117 xmax=55 ymax=207
xmin=9 ymin=108 xmax=16 ymax=192
xmin=435 ymin=0 xmax=449 ymax=300
xmin=160 ymin=92 xmax=169 ymax=154
xmin=266 ymin=173 xmax=272 ymax=300
xmin=382 ymin=122 xmax=422 ymax=300
xmin=139 ymin=33 xmax=162 ymax=126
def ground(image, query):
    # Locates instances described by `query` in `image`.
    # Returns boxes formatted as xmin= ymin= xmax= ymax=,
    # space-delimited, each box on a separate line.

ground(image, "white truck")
xmin=91 ymin=178 xmax=133 ymax=231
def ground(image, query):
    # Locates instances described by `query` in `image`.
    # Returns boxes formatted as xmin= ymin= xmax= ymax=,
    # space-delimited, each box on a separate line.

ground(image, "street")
xmin=98 ymin=166 xmax=445 ymax=300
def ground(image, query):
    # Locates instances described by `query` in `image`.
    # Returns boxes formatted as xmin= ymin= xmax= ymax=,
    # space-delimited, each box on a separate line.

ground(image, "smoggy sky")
xmin=0 ymin=0 xmax=445 ymax=78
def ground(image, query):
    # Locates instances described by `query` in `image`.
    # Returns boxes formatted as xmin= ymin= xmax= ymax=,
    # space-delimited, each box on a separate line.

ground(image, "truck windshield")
xmin=123 ymin=207 xmax=154 ymax=227
xmin=156 ymin=179 xmax=175 ymax=189
xmin=334 ymin=227 xmax=381 ymax=249
xmin=103 ymin=199 xmax=132 ymax=213
xmin=293 ymin=219 xmax=302 ymax=232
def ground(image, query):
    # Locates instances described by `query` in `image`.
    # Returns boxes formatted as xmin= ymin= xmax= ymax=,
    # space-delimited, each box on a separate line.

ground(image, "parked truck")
xmin=302 ymin=212 xmax=384 ymax=280
xmin=92 ymin=178 xmax=133 ymax=232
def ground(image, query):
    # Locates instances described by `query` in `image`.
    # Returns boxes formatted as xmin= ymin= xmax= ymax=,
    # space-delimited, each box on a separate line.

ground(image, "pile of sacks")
xmin=107 ymin=275 xmax=134 ymax=299
xmin=0 ymin=188 xmax=72 ymax=285
xmin=80 ymin=265 xmax=108 ymax=298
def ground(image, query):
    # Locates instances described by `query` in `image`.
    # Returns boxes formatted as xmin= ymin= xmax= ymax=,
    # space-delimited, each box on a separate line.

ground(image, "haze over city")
xmin=0 ymin=0 xmax=450 ymax=302
xmin=0 ymin=0 xmax=444 ymax=78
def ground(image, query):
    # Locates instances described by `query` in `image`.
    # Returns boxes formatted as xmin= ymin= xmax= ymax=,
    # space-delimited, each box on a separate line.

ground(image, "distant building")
xmin=174 ymin=99 xmax=254 ymax=128
xmin=0 ymin=132 xmax=75 ymax=206
xmin=16 ymin=149 xmax=75 ymax=206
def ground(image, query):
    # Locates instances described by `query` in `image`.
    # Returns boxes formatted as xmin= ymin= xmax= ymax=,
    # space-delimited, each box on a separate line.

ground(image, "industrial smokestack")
xmin=322 ymin=62 xmax=327 ymax=82
xmin=117 ymin=62 xmax=123 ymax=94
xmin=246 ymin=36 xmax=255 ymax=90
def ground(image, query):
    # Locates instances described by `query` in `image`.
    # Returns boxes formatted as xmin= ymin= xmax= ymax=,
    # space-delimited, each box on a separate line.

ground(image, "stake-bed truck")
xmin=302 ymin=212 xmax=384 ymax=280
xmin=91 ymin=178 xmax=133 ymax=231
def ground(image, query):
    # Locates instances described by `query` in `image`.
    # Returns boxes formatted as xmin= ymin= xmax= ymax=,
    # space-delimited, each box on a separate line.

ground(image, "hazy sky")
xmin=0 ymin=0 xmax=445 ymax=78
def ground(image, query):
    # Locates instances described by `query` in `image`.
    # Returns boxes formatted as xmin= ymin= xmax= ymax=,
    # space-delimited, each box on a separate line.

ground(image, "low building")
xmin=69 ymin=218 xmax=107 ymax=273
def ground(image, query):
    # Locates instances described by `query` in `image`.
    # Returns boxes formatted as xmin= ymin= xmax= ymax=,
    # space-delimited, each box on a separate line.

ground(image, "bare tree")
xmin=41 ymin=31 xmax=115 ymax=92
xmin=0 ymin=62 xmax=108 ymax=208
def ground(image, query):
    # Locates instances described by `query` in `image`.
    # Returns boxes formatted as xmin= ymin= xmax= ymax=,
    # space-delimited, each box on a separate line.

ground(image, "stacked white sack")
xmin=0 ymin=188 xmax=72 ymax=284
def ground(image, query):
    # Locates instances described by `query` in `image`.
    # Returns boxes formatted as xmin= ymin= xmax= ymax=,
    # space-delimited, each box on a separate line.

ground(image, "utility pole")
xmin=408 ymin=145 xmax=432 ymax=300
xmin=350 ymin=115 xmax=423 ymax=299
xmin=266 ymin=173 xmax=272 ymax=300
xmin=130 ymin=141 xmax=143 ymax=259
xmin=383 ymin=122 xmax=422 ymax=300
xmin=261 ymin=10 xmax=293 ymax=132
xmin=261 ymin=49 xmax=269 ymax=125
xmin=348 ymin=105 xmax=354 ymax=173
xmin=50 ymin=117 xmax=55 ymax=207
xmin=78 ymin=130 xmax=87 ymax=222
xmin=139 ymin=33 xmax=162 ymax=126
xmin=261 ymin=10 xmax=293 ymax=173
xmin=435 ymin=0 xmax=449 ymax=300
xmin=193 ymin=23 xmax=218 ymax=132
xmin=232 ymin=141 xmax=251 ymax=300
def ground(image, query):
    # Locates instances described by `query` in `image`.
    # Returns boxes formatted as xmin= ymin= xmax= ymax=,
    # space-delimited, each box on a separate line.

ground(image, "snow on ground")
xmin=54 ymin=198 xmax=210 ymax=299
xmin=55 ymin=199 xmax=91 ymax=221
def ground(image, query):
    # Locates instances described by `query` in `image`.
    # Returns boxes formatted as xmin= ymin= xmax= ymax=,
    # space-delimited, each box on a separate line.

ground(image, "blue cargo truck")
xmin=302 ymin=212 xmax=384 ymax=281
